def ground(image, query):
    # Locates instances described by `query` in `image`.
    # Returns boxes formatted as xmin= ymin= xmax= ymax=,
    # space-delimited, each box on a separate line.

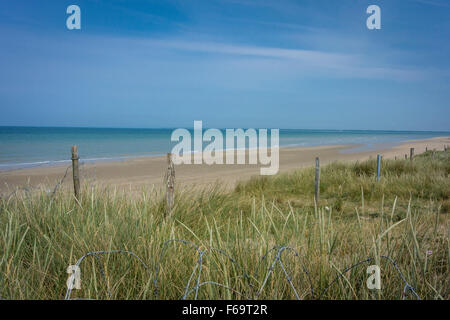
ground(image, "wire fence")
xmin=64 ymin=239 xmax=421 ymax=300
xmin=1 ymin=161 xmax=97 ymax=201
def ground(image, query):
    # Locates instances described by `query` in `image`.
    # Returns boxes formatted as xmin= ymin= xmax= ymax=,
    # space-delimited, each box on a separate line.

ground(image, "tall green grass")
xmin=0 ymin=151 xmax=448 ymax=299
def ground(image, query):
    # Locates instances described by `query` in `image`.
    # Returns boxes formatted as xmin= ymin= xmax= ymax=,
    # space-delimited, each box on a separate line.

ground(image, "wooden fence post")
xmin=376 ymin=154 xmax=381 ymax=181
xmin=71 ymin=146 xmax=80 ymax=199
xmin=405 ymin=154 xmax=407 ymax=160
xmin=315 ymin=157 xmax=320 ymax=205
xmin=166 ymin=153 xmax=175 ymax=215
xmin=410 ymin=148 xmax=414 ymax=162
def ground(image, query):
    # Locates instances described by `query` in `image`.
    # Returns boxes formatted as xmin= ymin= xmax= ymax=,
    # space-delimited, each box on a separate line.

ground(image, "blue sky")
xmin=0 ymin=0 xmax=449 ymax=130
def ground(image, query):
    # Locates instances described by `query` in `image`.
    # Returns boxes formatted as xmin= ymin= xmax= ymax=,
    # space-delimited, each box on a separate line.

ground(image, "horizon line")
xmin=0 ymin=125 xmax=449 ymax=134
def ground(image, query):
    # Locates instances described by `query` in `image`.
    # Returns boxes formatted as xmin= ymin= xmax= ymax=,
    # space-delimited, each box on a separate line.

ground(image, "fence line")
xmin=0 ymin=160 xmax=96 ymax=201
xmin=2 ymin=145 xmax=437 ymax=202
xmin=3 ymin=148 xmax=438 ymax=299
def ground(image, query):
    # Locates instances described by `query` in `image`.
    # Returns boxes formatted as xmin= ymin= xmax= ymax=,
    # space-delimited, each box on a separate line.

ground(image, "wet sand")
xmin=1 ymin=136 xmax=449 ymax=195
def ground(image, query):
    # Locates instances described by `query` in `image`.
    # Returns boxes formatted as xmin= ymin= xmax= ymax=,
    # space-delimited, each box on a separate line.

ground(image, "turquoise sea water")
xmin=0 ymin=127 xmax=448 ymax=171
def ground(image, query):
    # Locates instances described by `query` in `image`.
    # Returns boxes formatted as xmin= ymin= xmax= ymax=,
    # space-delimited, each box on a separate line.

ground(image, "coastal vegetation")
xmin=0 ymin=151 xmax=448 ymax=299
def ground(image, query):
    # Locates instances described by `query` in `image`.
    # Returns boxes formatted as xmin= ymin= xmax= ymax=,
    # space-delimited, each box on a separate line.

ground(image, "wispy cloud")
xmin=135 ymin=38 xmax=426 ymax=81
xmin=0 ymin=22 xmax=431 ymax=83
xmin=146 ymin=39 xmax=353 ymax=64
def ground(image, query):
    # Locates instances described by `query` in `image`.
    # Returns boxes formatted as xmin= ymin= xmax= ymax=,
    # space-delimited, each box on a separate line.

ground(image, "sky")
xmin=0 ymin=0 xmax=449 ymax=131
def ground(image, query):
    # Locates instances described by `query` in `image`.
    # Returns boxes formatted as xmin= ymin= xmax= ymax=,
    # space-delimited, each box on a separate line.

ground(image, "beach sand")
xmin=1 ymin=136 xmax=449 ymax=195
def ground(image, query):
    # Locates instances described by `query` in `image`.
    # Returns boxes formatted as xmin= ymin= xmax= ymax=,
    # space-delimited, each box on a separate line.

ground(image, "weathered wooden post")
xmin=71 ymin=146 xmax=80 ymax=199
xmin=315 ymin=157 xmax=320 ymax=205
xmin=166 ymin=153 xmax=175 ymax=215
xmin=376 ymin=154 xmax=381 ymax=181
xmin=405 ymin=154 xmax=407 ymax=160
xmin=425 ymin=146 xmax=428 ymax=152
xmin=410 ymin=148 xmax=414 ymax=162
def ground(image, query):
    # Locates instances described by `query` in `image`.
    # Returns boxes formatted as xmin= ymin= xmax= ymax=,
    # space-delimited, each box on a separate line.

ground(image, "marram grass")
xmin=0 ymin=151 xmax=448 ymax=299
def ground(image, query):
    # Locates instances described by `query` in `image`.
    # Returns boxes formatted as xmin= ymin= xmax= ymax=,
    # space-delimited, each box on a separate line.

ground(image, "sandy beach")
xmin=1 ymin=136 xmax=449 ymax=195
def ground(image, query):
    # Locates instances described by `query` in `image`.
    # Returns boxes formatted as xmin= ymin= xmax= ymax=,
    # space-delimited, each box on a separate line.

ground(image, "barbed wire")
xmin=50 ymin=165 xmax=71 ymax=197
xmin=254 ymin=246 xmax=314 ymax=299
xmin=64 ymin=249 xmax=150 ymax=300
xmin=1 ymin=165 xmax=71 ymax=201
xmin=152 ymin=239 xmax=203 ymax=299
xmin=64 ymin=239 xmax=421 ymax=300
xmin=317 ymin=255 xmax=420 ymax=299
xmin=1 ymin=160 xmax=97 ymax=201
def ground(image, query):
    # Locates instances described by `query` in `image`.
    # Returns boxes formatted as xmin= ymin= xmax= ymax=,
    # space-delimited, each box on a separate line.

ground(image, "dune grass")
xmin=0 ymin=151 xmax=448 ymax=300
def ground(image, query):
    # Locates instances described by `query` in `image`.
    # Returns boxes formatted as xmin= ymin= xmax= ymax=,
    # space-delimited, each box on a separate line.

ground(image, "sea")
xmin=0 ymin=126 xmax=448 ymax=171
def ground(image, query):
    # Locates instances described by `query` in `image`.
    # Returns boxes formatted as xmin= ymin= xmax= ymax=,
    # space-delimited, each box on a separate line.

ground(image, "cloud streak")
xmin=136 ymin=38 xmax=425 ymax=81
xmin=0 ymin=24 xmax=431 ymax=83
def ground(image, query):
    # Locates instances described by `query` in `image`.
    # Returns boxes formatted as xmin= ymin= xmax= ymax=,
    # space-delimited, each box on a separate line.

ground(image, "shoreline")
xmin=0 ymin=141 xmax=400 ymax=172
xmin=0 ymin=136 xmax=449 ymax=194
xmin=1 ymin=133 xmax=449 ymax=172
